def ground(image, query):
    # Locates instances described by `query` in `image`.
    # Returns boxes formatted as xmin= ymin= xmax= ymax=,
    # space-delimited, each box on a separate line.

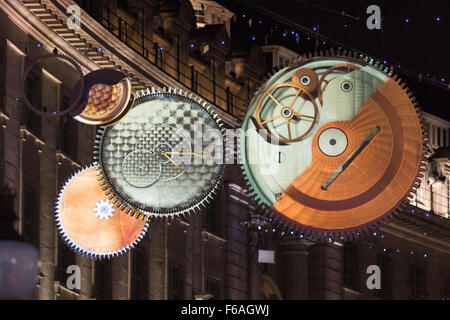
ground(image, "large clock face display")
xmin=240 ymin=55 xmax=424 ymax=235
xmin=95 ymin=88 xmax=225 ymax=219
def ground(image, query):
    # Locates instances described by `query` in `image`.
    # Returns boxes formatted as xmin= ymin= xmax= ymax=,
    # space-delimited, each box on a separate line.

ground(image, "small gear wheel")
xmin=240 ymin=53 xmax=426 ymax=239
xmin=94 ymin=199 xmax=115 ymax=220
xmin=94 ymin=87 xmax=226 ymax=219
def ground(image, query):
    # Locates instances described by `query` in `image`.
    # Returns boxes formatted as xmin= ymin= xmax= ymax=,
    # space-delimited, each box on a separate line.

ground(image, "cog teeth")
xmin=55 ymin=165 xmax=150 ymax=259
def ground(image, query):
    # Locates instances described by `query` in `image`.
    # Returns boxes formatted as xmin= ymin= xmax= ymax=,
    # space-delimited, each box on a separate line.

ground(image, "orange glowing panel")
xmin=75 ymin=78 xmax=134 ymax=126
xmin=55 ymin=165 xmax=148 ymax=258
xmin=240 ymin=55 xmax=425 ymax=237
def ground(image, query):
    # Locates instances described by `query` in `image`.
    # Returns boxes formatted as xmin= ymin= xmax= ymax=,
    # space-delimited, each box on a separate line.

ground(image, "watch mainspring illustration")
xmin=240 ymin=52 xmax=426 ymax=239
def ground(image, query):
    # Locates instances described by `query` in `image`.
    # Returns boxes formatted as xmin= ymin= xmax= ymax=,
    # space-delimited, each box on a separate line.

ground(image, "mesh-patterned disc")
xmin=122 ymin=150 xmax=161 ymax=188
xmin=95 ymin=89 xmax=225 ymax=218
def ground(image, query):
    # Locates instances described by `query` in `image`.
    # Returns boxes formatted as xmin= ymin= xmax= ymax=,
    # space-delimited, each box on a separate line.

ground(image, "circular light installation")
xmin=240 ymin=54 xmax=425 ymax=237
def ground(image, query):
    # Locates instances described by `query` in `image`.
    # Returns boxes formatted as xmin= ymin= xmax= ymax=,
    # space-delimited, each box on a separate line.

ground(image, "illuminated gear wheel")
xmin=240 ymin=53 xmax=425 ymax=237
xmin=94 ymin=87 xmax=225 ymax=219
xmin=55 ymin=165 xmax=149 ymax=259
xmin=256 ymin=80 xmax=319 ymax=143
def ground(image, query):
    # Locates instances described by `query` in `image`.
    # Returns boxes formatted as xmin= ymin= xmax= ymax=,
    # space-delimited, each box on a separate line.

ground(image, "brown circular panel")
xmin=75 ymin=78 xmax=134 ymax=126
xmin=56 ymin=166 xmax=148 ymax=259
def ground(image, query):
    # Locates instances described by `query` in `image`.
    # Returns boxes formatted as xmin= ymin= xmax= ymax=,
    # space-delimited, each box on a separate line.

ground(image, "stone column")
xmin=277 ymin=239 xmax=312 ymax=299
xmin=148 ymin=221 xmax=166 ymax=299
xmin=110 ymin=254 xmax=131 ymax=300
xmin=308 ymin=243 xmax=344 ymax=300
xmin=225 ymin=182 xmax=252 ymax=299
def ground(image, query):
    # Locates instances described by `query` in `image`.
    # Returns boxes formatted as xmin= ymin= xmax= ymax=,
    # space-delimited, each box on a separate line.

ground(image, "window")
xmin=194 ymin=10 xmax=205 ymax=23
xmin=94 ymin=260 xmax=111 ymax=299
xmin=61 ymin=113 xmax=78 ymax=160
xmin=0 ymin=41 xmax=5 ymax=113
xmin=57 ymin=237 xmax=77 ymax=290
xmin=0 ymin=128 xmax=4 ymax=184
xmin=344 ymin=243 xmax=357 ymax=289
xmin=410 ymin=265 xmax=427 ymax=299
xmin=443 ymin=129 xmax=447 ymax=146
xmin=376 ymin=254 xmax=391 ymax=298
xmin=22 ymin=72 xmax=41 ymax=136
xmin=168 ymin=262 xmax=183 ymax=300
xmin=448 ymin=129 xmax=450 ymax=148
xmin=438 ymin=127 xmax=441 ymax=146
xmin=264 ymin=52 xmax=273 ymax=71
xmin=205 ymin=199 xmax=217 ymax=234
xmin=117 ymin=0 xmax=128 ymax=10
xmin=444 ymin=278 xmax=450 ymax=300
xmin=131 ymin=245 xmax=148 ymax=299
xmin=432 ymin=125 xmax=436 ymax=145
xmin=22 ymin=190 xmax=39 ymax=247
xmin=206 ymin=278 xmax=220 ymax=300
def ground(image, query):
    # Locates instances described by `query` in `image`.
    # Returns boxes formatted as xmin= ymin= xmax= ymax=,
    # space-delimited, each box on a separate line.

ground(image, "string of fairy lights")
xmin=240 ymin=204 xmax=450 ymax=261
xmin=226 ymin=3 xmax=449 ymax=91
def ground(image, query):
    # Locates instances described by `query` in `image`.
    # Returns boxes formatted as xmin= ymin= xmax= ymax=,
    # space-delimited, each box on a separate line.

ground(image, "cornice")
xmin=2 ymin=0 xmax=96 ymax=74
xmin=1 ymin=0 xmax=241 ymax=127
xmin=50 ymin=0 xmax=241 ymax=128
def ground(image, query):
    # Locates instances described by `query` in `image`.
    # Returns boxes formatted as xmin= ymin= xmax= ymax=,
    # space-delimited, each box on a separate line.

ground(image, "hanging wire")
xmin=232 ymin=0 xmax=449 ymax=91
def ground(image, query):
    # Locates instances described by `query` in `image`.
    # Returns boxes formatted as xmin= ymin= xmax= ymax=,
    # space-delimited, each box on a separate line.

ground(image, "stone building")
xmin=0 ymin=0 xmax=449 ymax=300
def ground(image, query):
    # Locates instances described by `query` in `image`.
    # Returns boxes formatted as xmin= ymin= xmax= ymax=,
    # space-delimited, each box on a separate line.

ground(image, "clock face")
xmin=95 ymin=88 xmax=225 ymax=219
xmin=240 ymin=56 xmax=424 ymax=235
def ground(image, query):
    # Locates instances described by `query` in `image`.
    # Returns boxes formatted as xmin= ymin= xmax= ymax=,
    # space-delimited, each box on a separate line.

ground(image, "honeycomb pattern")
xmin=122 ymin=150 xmax=161 ymax=188
xmin=98 ymin=92 xmax=224 ymax=216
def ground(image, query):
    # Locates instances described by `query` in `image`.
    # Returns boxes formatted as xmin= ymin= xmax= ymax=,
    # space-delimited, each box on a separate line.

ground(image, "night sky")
xmin=219 ymin=0 xmax=450 ymax=120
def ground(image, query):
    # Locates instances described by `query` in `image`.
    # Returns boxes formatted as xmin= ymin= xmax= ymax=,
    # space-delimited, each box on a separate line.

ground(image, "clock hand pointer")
xmin=162 ymin=152 xmax=200 ymax=186
xmin=321 ymin=126 xmax=380 ymax=190
xmin=162 ymin=151 xmax=212 ymax=157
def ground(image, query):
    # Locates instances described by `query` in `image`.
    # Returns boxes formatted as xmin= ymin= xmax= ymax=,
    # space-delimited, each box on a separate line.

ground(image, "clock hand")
xmin=162 ymin=151 xmax=212 ymax=157
xmin=321 ymin=126 xmax=380 ymax=190
xmin=162 ymin=152 xmax=200 ymax=186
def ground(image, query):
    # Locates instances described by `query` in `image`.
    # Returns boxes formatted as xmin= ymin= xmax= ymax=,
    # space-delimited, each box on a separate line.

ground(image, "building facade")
xmin=0 ymin=0 xmax=449 ymax=300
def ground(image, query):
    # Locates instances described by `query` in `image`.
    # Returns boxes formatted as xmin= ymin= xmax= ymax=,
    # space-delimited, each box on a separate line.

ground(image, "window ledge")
xmin=53 ymin=280 xmax=80 ymax=297
xmin=56 ymin=150 xmax=81 ymax=168
xmin=202 ymin=230 xmax=226 ymax=243
xmin=19 ymin=126 xmax=45 ymax=152
xmin=342 ymin=287 xmax=362 ymax=296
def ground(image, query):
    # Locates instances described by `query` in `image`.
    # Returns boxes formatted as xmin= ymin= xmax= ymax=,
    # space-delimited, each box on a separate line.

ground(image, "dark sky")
xmin=218 ymin=0 xmax=450 ymax=120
